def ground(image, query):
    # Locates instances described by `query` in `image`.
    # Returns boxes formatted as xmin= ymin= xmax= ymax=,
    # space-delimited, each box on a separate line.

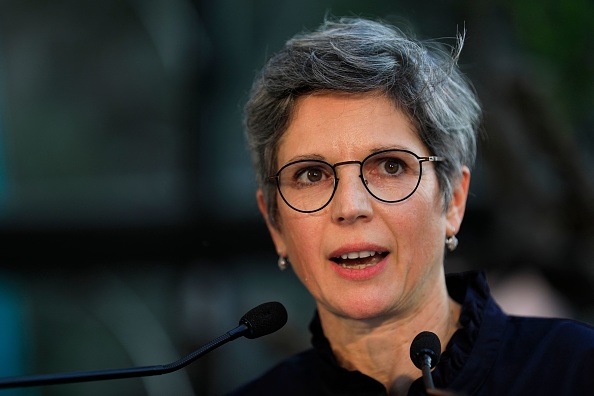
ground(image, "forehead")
xmin=277 ymin=92 xmax=424 ymax=164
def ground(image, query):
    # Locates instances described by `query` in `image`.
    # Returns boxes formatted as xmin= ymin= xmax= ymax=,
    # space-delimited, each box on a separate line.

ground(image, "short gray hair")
xmin=244 ymin=17 xmax=481 ymax=227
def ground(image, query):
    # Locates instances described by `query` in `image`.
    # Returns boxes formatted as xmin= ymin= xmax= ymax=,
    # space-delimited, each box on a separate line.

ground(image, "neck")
xmin=318 ymin=275 xmax=460 ymax=395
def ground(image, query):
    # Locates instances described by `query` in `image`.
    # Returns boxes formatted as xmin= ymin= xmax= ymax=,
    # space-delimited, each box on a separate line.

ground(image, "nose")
xmin=330 ymin=164 xmax=373 ymax=224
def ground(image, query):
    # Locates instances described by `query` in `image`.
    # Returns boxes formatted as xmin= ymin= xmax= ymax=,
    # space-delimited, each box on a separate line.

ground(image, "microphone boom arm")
xmin=0 ymin=323 xmax=250 ymax=389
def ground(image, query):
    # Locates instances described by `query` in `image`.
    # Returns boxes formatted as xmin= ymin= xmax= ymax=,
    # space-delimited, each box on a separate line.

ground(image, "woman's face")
xmin=258 ymin=92 xmax=469 ymax=321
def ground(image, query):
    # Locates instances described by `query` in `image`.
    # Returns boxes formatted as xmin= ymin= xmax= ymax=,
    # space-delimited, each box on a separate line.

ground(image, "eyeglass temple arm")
xmin=421 ymin=156 xmax=445 ymax=162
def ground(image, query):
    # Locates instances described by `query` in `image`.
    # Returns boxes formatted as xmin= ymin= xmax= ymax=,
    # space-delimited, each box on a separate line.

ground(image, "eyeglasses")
xmin=268 ymin=149 xmax=445 ymax=213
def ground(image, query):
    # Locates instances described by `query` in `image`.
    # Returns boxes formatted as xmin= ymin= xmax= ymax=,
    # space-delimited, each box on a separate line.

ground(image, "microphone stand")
xmin=0 ymin=323 xmax=249 ymax=389
xmin=420 ymin=354 xmax=436 ymax=390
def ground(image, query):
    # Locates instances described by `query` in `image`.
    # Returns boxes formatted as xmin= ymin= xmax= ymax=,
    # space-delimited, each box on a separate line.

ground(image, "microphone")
xmin=410 ymin=331 xmax=441 ymax=390
xmin=0 ymin=301 xmax=288 ymax=389
xmin=240 ymin=300 xmax=288 ymax=339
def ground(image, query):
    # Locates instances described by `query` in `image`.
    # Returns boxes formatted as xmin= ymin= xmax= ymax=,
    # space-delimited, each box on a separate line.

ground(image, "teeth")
xmin=340 ymin=250 xmax=377 ymax=260
xmin=339 ymin=262 xmax=376 ymax=270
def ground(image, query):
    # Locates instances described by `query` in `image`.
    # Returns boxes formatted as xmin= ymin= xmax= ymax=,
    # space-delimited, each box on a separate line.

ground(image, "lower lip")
xmin=330 ymin=255 xmax=388 ymax=281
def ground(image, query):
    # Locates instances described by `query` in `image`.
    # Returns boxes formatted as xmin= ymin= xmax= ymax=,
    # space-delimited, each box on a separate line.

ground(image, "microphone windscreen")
xmin=410 ymin=331 xmax=441 ymax=369
xmin=240 ymin=301 xmax=288 ymax=339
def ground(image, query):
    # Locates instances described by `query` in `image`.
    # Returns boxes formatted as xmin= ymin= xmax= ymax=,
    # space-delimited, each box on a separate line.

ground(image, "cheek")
xmin=278 ymin=211 xmax=323 ymax=267
xmin=389 ymin=187 xmax=446 ymax=258
xmin=410 ymin=176 xmax=445 ymax=222
xmin=276 ymin=213 xmax=335 ymax=296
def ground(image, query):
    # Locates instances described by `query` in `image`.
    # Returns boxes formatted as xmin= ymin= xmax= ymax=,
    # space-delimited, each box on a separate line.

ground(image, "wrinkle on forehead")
xmin=277 ymin=92 xmax=421 ymax=166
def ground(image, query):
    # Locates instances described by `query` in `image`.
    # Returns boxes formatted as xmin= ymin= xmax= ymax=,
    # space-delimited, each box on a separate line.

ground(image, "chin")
xmin=333 ymin=297 xmax=395 ymax=321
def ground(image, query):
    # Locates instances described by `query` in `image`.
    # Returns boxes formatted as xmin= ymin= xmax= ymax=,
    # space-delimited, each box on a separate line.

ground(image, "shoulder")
xmin=460 ymin=313 xmax=594 ymax=395
xmin=225 ymin=349 xmax=322 ymax=396
xmin=504 ymin=315 xmax=594 ymax=349
xmin=486 ymin=316 xmax=594 ymax=393
xmin=496 ymin=315 xmax=594 ymax=365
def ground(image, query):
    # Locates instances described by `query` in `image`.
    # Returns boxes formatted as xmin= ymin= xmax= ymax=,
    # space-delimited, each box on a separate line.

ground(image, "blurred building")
xmin=0 ymin=1 xmax=592 ymax=395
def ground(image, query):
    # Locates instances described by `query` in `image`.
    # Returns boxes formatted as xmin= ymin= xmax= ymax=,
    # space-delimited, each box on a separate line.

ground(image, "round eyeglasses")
xmin=268 ymin=149 xmax=445 ymax=213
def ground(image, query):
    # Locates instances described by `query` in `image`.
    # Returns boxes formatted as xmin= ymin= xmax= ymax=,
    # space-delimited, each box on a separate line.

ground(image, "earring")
xmin=278 ymin=256 xmax=289 ymax=271
xmin=445 ymin=235 xmax=458 ymax=252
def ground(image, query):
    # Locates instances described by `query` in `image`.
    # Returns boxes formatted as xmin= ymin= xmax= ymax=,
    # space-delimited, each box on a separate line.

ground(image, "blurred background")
xmin=0 ymin=0 xmax=592 ymax=395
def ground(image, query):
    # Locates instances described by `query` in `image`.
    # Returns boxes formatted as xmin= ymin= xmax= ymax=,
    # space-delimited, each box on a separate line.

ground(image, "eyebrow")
xmin=284 ymin=153 xmax=326 ymax=163
xmin=283 ymin=144 xmax=414 ymax=164
xmin=369 ymin=145 xmax=411 ymax=154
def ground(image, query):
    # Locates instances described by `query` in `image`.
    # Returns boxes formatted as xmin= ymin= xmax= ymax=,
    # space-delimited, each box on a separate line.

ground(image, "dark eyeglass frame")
xmin=268 ymin=149 xmax=445 ymax=213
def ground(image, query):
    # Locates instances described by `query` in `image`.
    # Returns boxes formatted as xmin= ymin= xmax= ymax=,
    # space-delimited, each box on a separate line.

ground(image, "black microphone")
xmin=410 ymin=331 xmax=441 ymax=390
xmin=0 ymin=301 xmax=288 ymax=389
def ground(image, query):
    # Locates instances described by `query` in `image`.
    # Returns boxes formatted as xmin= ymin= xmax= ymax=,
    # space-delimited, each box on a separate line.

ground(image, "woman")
xmin=230 ymin=17 xmax=594 ymax=396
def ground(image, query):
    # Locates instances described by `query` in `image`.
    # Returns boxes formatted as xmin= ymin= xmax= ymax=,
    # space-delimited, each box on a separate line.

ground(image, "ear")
xmin=445 ymin=166 xmax=471 ymax=236
xmin=256 ymin=188 xmax=287 ymax=256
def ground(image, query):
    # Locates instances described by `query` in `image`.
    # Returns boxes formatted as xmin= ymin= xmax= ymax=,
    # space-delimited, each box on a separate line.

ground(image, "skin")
xmin=256 ymin=92 xmax=470 ymax=395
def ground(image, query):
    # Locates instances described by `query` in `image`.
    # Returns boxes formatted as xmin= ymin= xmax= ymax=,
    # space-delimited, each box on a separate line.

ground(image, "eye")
xmin=382 ymin=158 xmax=403 ymax=175
xmin=280 ymin=161 xmax=334 ymax=189
xmin=363 ymin=151 xmax=416 ymax=180
xmin=296 ymin=166 xmax=328 ymax=183
xmin=373 ymin=157 xmax=407 ymax=177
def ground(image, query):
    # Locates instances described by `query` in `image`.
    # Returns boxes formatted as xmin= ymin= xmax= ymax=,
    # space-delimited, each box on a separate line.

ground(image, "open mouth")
xmin=331 ymin=250 xmax=388 ymax=269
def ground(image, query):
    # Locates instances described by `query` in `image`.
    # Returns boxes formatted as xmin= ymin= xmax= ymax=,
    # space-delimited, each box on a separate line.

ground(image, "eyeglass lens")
xmin=275 ymin=150 xmax=424 ymax=213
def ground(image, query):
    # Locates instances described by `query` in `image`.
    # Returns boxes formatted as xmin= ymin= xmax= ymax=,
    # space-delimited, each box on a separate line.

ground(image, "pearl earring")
xmin=278 ymin=256 xmax=289 ymax=271
xmin=445 ymin=235 xmax=459 ymax=252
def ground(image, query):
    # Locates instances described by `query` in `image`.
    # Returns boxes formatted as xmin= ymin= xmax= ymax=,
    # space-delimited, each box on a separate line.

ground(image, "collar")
xmin=308 ymin=271 xmax=505 ymax=395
